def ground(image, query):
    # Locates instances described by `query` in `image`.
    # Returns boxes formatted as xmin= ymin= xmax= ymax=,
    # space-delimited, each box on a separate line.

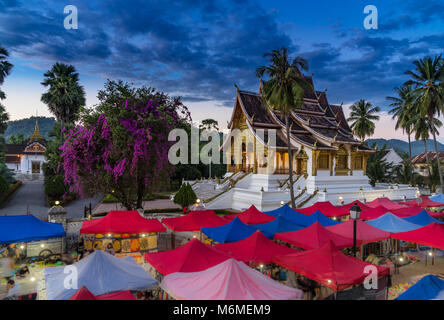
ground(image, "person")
xmin=0 ymin=251 xmax=15 ymax=281
xmin=77 ymin=237 xmax=85 ymax=261
xmin=105 ymin=243 xmax=115 ymax=255
xmin=6 ymin=279 xmax=20 ymax=299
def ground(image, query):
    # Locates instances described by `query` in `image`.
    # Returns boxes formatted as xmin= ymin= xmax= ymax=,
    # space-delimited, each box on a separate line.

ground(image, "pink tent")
xmin=326 ymin=219 xmax=390 ymax=245
xmin=70 ymin=286 xmax=136 ymax=300
xmin=214 ymin=231 xmax=295 ymax=266
xmin=360 ymin=206 xmax=389 ymax=220
xmin=296 ymin=201 xmax=347 ymax=217
xmin=162 ymin=210 xmax=228 ymax=232
xmin=275 ymin=222 xmax=354 ymax=250
xmin=391 ymin=205 xmax=442 ymax=218
xmin=400 ymin=196 xmax=444 ymax=208
xmin=391 ymin=223 xmax=444 ymax=250
xmin=160 ymin=258 xmax=303 ymax=300
xmin=144 ymin=239 xmax=231 ymax=275
xmin=223 ymin=205 xmax=275 ymax=225
xmin=366 ymin=198 xmax=407 ymax=210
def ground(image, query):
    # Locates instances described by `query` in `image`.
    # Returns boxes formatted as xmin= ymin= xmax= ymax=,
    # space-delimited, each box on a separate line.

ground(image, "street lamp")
xmin=350 ymin=203 xmax=362 ymax=258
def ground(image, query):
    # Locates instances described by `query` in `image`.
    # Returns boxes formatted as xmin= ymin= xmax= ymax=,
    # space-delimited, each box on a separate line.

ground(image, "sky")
xmin=0 ymin=0 xmax=443 ymax=142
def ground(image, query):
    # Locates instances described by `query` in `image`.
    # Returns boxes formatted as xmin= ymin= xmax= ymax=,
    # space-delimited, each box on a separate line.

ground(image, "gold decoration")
xmin=113 ymin=240 xmax=121 ymax=253
xmin=121 ymin=239 xmax=131 ymax=253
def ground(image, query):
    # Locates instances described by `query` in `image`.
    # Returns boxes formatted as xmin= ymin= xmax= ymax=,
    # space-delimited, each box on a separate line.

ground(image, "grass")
xmin=102 ymin=192 xmax=170 ymax=203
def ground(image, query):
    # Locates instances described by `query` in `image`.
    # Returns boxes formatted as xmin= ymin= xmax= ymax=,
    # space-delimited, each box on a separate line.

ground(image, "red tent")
xmin=80 ymin=211 xmax=166 ymax=234
xmin=391 ymin=223 xmax=444 ymax=250
xmin=296 ymin=201 xmax=347 ymax=217
xmin=275 ymin=222 xmax=354 ymax=250
xmin=70 ymin=286 xmax=136 ymax=300
xmin=337 ymin=201 xmax=371 ymax=215
xmin=326 ymin=219 xmax=390 ymax=245
xmin=214 ymin=231 xmax=295 ymax=266
xmin=391 ymin=205 xmax=442 ymax=218
xmin=400 ymin=196 xmax=444 ymax=208
xmin=162 ymin=210 xmax=228 ymax=232
xmin=223 ymin=205 xmax=275 ymax=225
xmin=366 ymin=198 xmax=406 ymax=210
xmin=144 ymin=239 xmax=231 ymax=275
xmin=272 ymin=241 xmax=390 ymax=291
xmin=360 ymin=206 xmax=389 ymax=220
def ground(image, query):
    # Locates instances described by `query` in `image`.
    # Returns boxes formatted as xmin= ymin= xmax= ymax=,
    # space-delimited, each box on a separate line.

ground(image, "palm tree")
xmin=387 ymin=85 xmax=415 ymax=158
xmin=41 ymin=63 xmax=86 ymax=141
xmin=405 ymin=55 xmax=444 ymax=193
xmin=0 ymin=46 xmax=13 ymax=100
xmin=256 ymin=48 xmax=311 ymax=208
xmin=347 ymin=100 xmax=380 ymax=142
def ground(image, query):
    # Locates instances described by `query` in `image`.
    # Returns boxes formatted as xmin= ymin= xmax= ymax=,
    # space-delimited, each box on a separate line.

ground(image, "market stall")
xmin=391 ymin=205 xmax=440 ymax=218
xmin=366 ymin=213 xmax=422 ymax=233
xmin=360 ymin=205 xmax=390 ymax=221
xmin=162 ymin=210 xmax=228 ymax=232
xmin=430 ymin=194 xmax=444 ymax=203
xmin=326 ymin=219 xmax=390 ymax=245
xmin=391 ymin=223 xmax=444 ymax=250
xmin=251 ymin=216 xmax=305 ymax=238
xmin=70 ymin=286 xmax=136 ymax=300
xmin=396 ymin=275 xmax=444 ymax=300
xmin=201 ymin=217 xmax=257 ymax=243
xmin=296 ymin=201 xmax=348 ymax=217
xmin=366 ymin=197 xmax=407 ymax=210
xmin=400 ymin=196 xmax=444 ymax=208
xmin=160 ymin=258 xmax=303 ymax=300
xmin=264 ymin=205 xmax=339 ymax=227
xmin=404 ymin=210 xmax=444 ymax=226
xmin=223 ymin=205 xmax=275 ymax=225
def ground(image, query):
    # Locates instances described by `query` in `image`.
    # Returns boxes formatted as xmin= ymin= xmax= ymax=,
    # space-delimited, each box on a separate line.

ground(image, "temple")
xmin=5 ymin=118 xmax=47 ymax=179
xmin=198 ymin=76 xmax=418 ymax=211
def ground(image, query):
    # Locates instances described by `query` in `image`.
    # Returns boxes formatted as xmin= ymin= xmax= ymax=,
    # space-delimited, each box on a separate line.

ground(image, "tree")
xmin=0 ymin=46 xmax=13 ymax=100
xmin=199 ymin=119 xmax=219 ymax=131
xmin=387 ymin=85 xmax=415 ymax=158
xmin=405 ymin=55 xmax=444 ymax=193
xmin=41 ymin=63 xmax=86 ymax=141
xmin=8 ymin=133 xmax=26 ymax=144
xmin=347 ymin=99 xmax=380 ymax=142
xmin=256 ymin=48 xmax=311 ymax=208
xmin=366 ymin=143 xmax=394 ymax=186
xmin=173 ymin=183 xmax=197 ymax=209
xmin=61 ymin=80 xmax=190 ymax=210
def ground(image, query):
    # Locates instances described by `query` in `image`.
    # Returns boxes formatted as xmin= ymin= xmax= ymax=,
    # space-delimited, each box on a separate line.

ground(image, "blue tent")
xmin=429 ymin=194 xmax=444 ymax=204
xmin=251 ymin=216 xmax=305 ymax=238
xmin=397 ymin=275 xmax=444 ymax=300
xmin=308 ymin=210 xmax=340 ymax=227
xmin=44 ymin=250 xmax=157 ymax=300
xmin=264 ymin=204 xmax=315 ymax=227
xmin=201 ymin=217 xmax=256 ymax=243
xmin=366 ymin=213 xmax=422 ymax=233
xmin=404 ymin=210 xmax=444 ymax=227
xmin=0 ymin=215 xmax=66 ymax=244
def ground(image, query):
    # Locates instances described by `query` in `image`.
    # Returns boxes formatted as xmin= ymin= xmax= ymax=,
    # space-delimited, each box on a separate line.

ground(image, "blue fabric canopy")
xmin=366 ymin=213 xmax=422 ymax=233
xmin=308 ymin=210 xmax=340 ymax=227
xmin=44 ymin=250 xmax=157 ymax=300
xmin=429 ymin=194 xmax=444 ymax=204
xmin=397 ymin=275 xmax=444 ymax=300
xmin=251 ymin=216 xmax=305 ymax=238
xmin=404 ymin=210 xmax=444 ymax=227
xmin=201 ymin=217 xmax=256 ymax=243
xmin=264 ymin=204 xmax=315 ymax=227
xmin=0 ymin=215 xmax=66 ymax=244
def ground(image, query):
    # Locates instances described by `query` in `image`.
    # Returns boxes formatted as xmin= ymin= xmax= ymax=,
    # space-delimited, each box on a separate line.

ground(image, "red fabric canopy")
xmin=296 ymin=201 xmax=347 ymax=217
xmin=275 ymin=222 xmax=354 ymax=250
xmin=272 ymin=241 xmax=390 ymax=291
xmin=162 ymin=210 xmax=228 ymax=232
xmin=214 ymin=231 xmax=295 ymax=266
xmin=391 ymin=223 xmax=444 ymax=250
xmin=144 ymin=239 xmax=231 ymax=275
xmin=70 ymin=286 xmax=136 ymax=300
xmin=400 ymin=196 xmax=444 ymax=208
xmin=80 ymin=211 xmax=166 ymax=234
xmin=360 ymin=206 xmax=389 ymax=220
xmin=337 ymin=201 xmax=372 ymax=216
xmin=391 ymin=205 xmax=441 ymax=218
xmin=223 ymin=205 xmax=275 ymax=225
xmin=326 ymin=219 xmax=390 ymax=245
xmin=366 ymin=197 xmax=406 ymax=210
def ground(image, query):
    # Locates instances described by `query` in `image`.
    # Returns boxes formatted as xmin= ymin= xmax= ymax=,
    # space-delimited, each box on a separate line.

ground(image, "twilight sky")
xmin=0 ymin=0 xmax=443 ymax=141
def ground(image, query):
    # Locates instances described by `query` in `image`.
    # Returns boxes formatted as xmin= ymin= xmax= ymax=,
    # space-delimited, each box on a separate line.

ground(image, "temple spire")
xmin=29 ymin=117 xmax=43 ymax=142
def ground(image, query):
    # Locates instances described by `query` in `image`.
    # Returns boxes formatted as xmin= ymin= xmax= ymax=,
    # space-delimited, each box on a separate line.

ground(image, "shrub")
xmin=173 ymin=183 xmax=197 ymax=209
xmin=0 ymin=175 xmax=9 ymax=195
xmin=45 ymin=174 xmax=68 ymax=198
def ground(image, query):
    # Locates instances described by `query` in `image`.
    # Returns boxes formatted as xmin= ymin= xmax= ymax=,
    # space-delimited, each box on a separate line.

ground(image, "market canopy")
xmin=308 ymin=211 xmax=340 ymax=227
xmin=275 ymin=222 xmax=353 ymax=250
xmin=80 ymin=211 xmax=166 ymax=234
xmin=404 ymin=210 xmax=444 ymax=227
xmin=360 ymin=206 xmax=389 ymax=221
xmin=430 ymin=194 xmax=444 ymax=203
xmin=160 ymin=258 xmax=303 ymax=300
xmin=0 ymin=215 xmax=65 ymax=244
xmin=224 ymin=205 xmax=275 ymax=225
xmin=251 ymin=215 xmax=305 ymax=238
xmin=201 ymin=217 xmax=257 ymax=243
xmin=296 ymin=201 xmax=347 ymax=217
xmin=366 ymin=197 xmax=407 ymax=210
xmin=326 ymin=219 xmax=390 ymax=245
xmin=214 ymin=231 xmax=296 ymax=266
xmin=44 ymin=250 xmax=156 ymax=300
xmin=390 ymin=205 xmax=435 ymax=218
xmin=366 ymin=213 xmax=422 ymax=233
xmin=144 ymin=239 xmax=231 ymax=275
xmin=391 ymin=223 xmax=444 ymax=250
xmin=272 ymin=241 xmax=390 ymax=291
xmin=264 ymin=204 xmax=313 ymax=226
xmin=70 ymin=286 xmax=136 ymax=300
xmin=396 ymin=275 xmax=444 ymax=300
xmin=337 ymin=201 xmax=371 ymax=215
xmin=162 ymin=210 xmax=228 ymax=232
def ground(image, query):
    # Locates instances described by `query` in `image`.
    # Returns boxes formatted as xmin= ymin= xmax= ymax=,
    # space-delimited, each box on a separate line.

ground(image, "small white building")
xmin=5 ymin=119 xmax=47 ymax=177
xmin=382 ymin=148 xmax=403 ymax=167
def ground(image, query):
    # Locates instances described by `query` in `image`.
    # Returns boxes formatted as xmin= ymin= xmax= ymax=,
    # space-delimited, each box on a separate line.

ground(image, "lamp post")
xmin=350 ymin=203 xmax=362 ymax=258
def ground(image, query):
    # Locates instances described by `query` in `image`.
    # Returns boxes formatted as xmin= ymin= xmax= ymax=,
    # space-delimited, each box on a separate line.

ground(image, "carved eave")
xmin=24 ymin=142 xmax=46 ymax=153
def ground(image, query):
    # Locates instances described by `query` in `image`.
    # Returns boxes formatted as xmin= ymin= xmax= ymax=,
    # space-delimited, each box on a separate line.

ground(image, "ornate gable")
xmin=24 ymin=142 xmax=46 ymax=153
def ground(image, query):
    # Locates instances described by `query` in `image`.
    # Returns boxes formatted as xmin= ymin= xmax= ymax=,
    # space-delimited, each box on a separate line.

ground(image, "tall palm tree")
xmin=405 ymin=55 xmax=444 ymax=193
xmin=387 ymin=85 xmax=415 ymax=158
xmin=0 ymin=46 xmax=13 ymax=100
xmin=256 ymin=48 xmax=311 ymax=208
xmin=41 ymin=63 xmax=86 ymax=141
xmin=347 ymin=100 xmax=380 ymax=142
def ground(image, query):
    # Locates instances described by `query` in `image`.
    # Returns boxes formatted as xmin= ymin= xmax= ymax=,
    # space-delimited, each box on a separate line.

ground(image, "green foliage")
xmin=44 ymin=174 xmax=68 ymax=199
xmin=0 ymin=162 xmax=15 ymax=184
xmin=173 ymin=183 xmax=197 ymax=208
xmin=347 ymin=99 xmax=380 ymax=142
xmin=8 ymin=133 xmax=27 ymax=144
xmin=4 ymin=117 xmax=56 ymax=141
xmin=0 ymin=180 xmax=21 ymax=208
xmin=366 ymin=144 xmax=394 ymax=186
xmin=0 ymin=175 xmax=8 ymax=195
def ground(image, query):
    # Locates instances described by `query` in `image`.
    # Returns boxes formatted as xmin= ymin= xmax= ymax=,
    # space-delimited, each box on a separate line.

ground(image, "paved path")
xmin=0 ymin=180 xmax=101 ymax=220
xmin=93 ymin=199 xmax=181 ymax=214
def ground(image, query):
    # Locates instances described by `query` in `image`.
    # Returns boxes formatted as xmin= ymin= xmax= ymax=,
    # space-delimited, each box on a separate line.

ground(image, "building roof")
xmin=412 ymin=151 xmax=444 ymax=164
xmin=5 ymin=144 xmax=26 ymax=155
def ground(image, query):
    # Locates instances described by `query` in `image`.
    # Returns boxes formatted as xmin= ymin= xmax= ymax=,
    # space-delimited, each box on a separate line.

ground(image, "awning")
xmin=162 ymin=210 xmax=228 ymax=232
xmin=326 ymin=219 xmax=390 ymax=245
xmin=223 ymin=205 xmax=275 ymax=225
xmin=70 ymin=286 xmax=136 ymax=300
xmin=390 ymin=205 xmax=441 ymax=218
xmin=366 ymin=197 xmax=407 ymax=210
xmin=0 ymin=215 xmax=65 ymax=244
xmin=396 ymin=275 xmax=444 ymax=300
xmin=251 ymin=215 xmax=305 ymax=238
xmin=80 ymin=211 xmax=166 ymax=234
xmin=366 ymin=213 xmax=422 ymax=233
xmin=264 ymin=205 xmax=338 ymax=227
xmin=400 ymin=196 xmax=444 ymax=208
xmin=360 ymin=206 xmax=389 ymax=220
xmin=391 ymin=223 xmax=444 ymax=250
xmin=429 ymin=194 xmax=444 ymax=203
xmin=296 ymin=201 xmax=348 ymax=217
xmin=404 ymin=210 xmax=444 ymax=226
xmin=201 ymin=217 xmax=257 ymax=243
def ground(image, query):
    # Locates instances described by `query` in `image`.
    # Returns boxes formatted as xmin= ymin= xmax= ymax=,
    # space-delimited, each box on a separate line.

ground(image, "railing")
xmin=287 ymin=187 xmax=306 ymax=205
xmin=296 ymin=189 xmax=319 ymax=209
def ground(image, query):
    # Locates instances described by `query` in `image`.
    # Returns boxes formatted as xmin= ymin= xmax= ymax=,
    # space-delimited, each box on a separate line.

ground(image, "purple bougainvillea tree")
xmin=60 ymin=80 xmax=191 ymax=210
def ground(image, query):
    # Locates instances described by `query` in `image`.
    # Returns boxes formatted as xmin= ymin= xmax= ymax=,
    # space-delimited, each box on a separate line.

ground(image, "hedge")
xmin=0 ymin=180 xmax=23 ymax=208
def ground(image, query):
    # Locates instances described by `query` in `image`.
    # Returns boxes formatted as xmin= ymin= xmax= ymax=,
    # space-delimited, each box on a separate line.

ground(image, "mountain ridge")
xmin=366 ymin=138 xmax=444 ymax=157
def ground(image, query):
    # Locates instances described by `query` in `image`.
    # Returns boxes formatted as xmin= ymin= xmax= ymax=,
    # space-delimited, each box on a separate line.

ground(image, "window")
xmin=354 ymin=155 xmax=363 ymax=170
xmin=318 ymin=154 xmax=329 ymax=170
xmin=336 ymin=155 xmax=348 ymax=170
